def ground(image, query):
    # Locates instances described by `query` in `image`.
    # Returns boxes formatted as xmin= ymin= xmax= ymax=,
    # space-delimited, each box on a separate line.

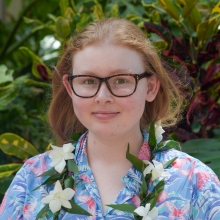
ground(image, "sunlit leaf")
xmin=182 ymin=0 xmax=198 ymax=18
xmin=59 ymin=0 xmax=69 ymax=16
xmin=56 ymin=16 xmax=70 ymax=39
xmin=36 ymin=204 xmax=49 ymax=219
xmin=212 ymin=1 xmax=220 ymax=14
xmin=158 ymin=0 xmax=180 ymax=20
xmin=0 ymin=65 xmax=13 ymax=84
xmin=0 ymin=164 xmax=22 ymax=178
xmin=0 ymin=133 xmax=39 ymax=159
xmin=197 ymin=15 xmax=220 ymax=43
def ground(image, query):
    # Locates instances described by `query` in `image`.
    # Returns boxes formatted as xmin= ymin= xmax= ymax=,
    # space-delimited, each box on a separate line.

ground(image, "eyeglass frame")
xmin=67 ymin=72 xmax=152 ymax=98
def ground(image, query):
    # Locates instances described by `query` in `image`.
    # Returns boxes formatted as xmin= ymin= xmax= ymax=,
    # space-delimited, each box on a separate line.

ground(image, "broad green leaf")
xmin=163 ymin=157 xmax=177 ymax=169
xmin=24 ymin=79 xmax=51 ymax=88
xmin=156 ymin=140 xmax=180 ymax=152
xmin=68 ymin=159 xmax=78 ymax=173
xmin=64 ymin=7 xmax=75 ymax=23
xmin=0 ymin=176 xmax=14 ymax=195
xmin=69 ymin=133 xmax=82 ymax=142
xmin=33 ymin=174 xmax=62 ymax=191
xmin=56 ymin=16 xmax=70 ymax=39
xmin=19 ymin=47 xmax=42 ymax=63
xmin=59 ymin=0 xmax=69 ymax=15
xmin=212 ymin=2 xmax=220 ymax=14
xmin=0 ymin=164 xmax=22 ymax=178
xmin=36 ymin=204 xmax=49 ymax=219
xmin=182 ymin=0 xmax=198 ymax=18
xmin=158 ymin=0 xmax=180 ymax=20
xmin=23 ymin=16 xmax=42 ymax=24
xmin=0 ymin=65 xmax=13 ymax=84
xmin=148 ymin=121 xmax=156 ymax=151
xmin=187 ymin=6 xmax=201 ymax=31
xmin=38 ymin=167 xmax=57 ymax=177
xmin=197 ymin=15 xmax=220 ymax=43
xmin=0 ymin=85 xmax=18 ymax=109
xmin=126 ymin=145 xmax=146 ymax=172
xmin=92 ymin=3 xmax=104 ymax=21
xmin=0 ymin=133 xmax=39 ymax=159
xmin=182 ymin=138 xmax=220 ymax=178
xmin=110 ymin=4 xmax=119 ymax=18
xmin=107 ymin=204 xmax=136 ymax=213
xmin=65 ymin=200 xmax=92 ymax=216
xmin=152 ymin=40 xmax=168 ymax=51
xmin=64 ymin=176 xmax=74 ymax=189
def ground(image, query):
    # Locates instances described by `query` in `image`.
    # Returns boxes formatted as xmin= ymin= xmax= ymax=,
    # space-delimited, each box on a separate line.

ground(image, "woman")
xmin=0 ymin=18 xmax=220 ymax=220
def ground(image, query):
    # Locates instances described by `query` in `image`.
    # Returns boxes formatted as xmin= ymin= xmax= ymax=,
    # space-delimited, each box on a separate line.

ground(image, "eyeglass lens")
xmin=71 ymin=75 xmax=136 ymax=97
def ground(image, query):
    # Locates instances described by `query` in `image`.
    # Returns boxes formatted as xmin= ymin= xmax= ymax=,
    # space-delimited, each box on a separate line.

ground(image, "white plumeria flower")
xmin=41 ymin=181 xmax=75 ymax=213
xmin=143 ymin=160 xmax=164 ymax=181
xmin=134 ymin=203 xmax=158 ymax=220
xmin=155 ymin=121 xmax=165 ymax=143
xmin=49 ymin=143 xmax=75 ymax=173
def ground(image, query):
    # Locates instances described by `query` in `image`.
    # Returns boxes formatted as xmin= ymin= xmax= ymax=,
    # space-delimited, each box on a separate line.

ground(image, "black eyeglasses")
xmin=67 ymin=72 xmax=152 ymax=98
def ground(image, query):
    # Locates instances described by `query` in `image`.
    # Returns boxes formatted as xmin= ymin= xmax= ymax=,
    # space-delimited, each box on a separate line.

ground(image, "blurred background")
xmin=0 ymin=0 xmax=220 ymax=202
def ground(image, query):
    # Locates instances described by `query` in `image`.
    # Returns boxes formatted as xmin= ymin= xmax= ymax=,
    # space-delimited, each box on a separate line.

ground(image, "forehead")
xmin=72 ymin=43 xmax=145 ymax=76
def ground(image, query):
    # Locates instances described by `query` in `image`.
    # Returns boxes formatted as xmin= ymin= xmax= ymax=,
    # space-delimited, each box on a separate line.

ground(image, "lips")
xmin=92 ymin=111 xmax=119 ymax=120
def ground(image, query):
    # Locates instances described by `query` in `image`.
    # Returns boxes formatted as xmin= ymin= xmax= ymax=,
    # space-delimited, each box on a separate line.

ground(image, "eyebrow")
xmin=74 ymin=69 xmax=133 ymax=76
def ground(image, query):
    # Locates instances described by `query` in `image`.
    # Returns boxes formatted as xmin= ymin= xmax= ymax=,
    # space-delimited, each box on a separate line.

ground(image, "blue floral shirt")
xmin=0 ymin=131 xmax=220 ymax=219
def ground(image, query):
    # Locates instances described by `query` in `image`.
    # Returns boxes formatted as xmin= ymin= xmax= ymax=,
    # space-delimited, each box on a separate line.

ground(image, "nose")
xmin=94 ymin=82 xmax=114 ymax=104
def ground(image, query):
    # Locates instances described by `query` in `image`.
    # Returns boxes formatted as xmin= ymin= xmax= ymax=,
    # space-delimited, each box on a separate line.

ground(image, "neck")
xmin=86 ymin=129 xmax=144 ymax=165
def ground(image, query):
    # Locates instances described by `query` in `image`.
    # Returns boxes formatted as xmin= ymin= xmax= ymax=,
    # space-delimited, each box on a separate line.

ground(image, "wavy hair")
xmin=48 ymin=18 xmax=184 ymax=144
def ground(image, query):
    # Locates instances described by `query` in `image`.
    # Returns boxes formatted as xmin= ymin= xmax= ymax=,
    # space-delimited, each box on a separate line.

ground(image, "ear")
xmin=63 ymin=74 xmax=73 ymax=98
xmin=145 ymin=75 xmax=160 ymax=102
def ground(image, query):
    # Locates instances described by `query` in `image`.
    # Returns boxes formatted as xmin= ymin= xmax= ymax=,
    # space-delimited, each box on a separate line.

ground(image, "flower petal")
xmin=49 ymin=199 xmax=61 ymax=213
xmin=152 ymin=169 xmax=160 ymax=181
xmin=50 ymin=144 xmax=63 ymax=152
xmin=41 ymin=194 xmax=53 ymax=204
xmin=50 ymin=158 xmax=62 ymax=167
xmin=63 ymin=143 xmax=75 ymax=153
xmin=55 ymin=159 xmax=66 ymax=173
xmin=59 ymin=198 xmax=71 ymax=209
xmin=148 ymin=207 xmax=158 ymax=219
xmin=143 ymin=162 xmax=154 ymax=176
xmin=54 ymin=181 xmax=62 ymax=193
xmin=134 ymin=206 xmax=147 ymax=217
xmin=61 ymin=188 xmax=75 ymax=200
xmin=64 ymin=152 xmax=74 ymax=160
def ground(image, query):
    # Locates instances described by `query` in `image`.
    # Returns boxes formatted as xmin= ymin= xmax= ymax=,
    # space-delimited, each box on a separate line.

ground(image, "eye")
xmin=115 ymin=78 xmax=127 ymax=84
xmin=85 ymin=79 xmax=96 ymax=84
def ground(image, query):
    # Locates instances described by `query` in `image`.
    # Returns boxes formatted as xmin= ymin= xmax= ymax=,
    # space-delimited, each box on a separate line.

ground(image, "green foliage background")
xmin=0 ymin=0 xmax=220 ymax=202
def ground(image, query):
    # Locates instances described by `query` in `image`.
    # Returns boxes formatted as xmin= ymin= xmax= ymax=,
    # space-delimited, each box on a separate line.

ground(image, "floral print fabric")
xmin=0 ymin=130 xmax=220 ymax=219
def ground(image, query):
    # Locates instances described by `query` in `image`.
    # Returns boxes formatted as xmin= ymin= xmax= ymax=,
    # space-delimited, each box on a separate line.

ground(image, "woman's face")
xmin=63 ymin=43 xmax=159 ymax=138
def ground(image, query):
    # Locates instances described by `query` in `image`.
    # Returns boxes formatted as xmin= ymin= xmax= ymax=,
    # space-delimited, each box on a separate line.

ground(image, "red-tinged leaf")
xmin=36 ymin=64 xmax=51 ymax=82
xmin=173 ymin=128 xmax=198 ymax=142
xmin=186 ymin=91 xmax=210 ymax=124
xmin=201 ymin=76 xmax=220 ymax=91
xmin=144 ymin=22 xmax=172 ymax=42
xmin=197 ymin=34 xmax=220 ymax=66
xmin=205 ymin=107 xmax=220 ymax=126
xmin=206 ymin=63 xmax=220 ymax=83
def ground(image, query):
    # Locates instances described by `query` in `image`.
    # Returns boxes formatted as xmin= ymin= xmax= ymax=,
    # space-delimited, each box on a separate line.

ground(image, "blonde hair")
xmin=48 ymin=18 xmax=183 ymax=144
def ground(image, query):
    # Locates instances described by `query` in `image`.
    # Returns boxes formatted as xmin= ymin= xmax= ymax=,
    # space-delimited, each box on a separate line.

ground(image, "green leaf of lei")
xmin=148 ymin=121 xmax=157 ymax=151
xmin=163 ymin=157 xmax=177 ymax=169
xmin=69 ymin=133 xmax=82 ymax=142
xmin=63 ymin=200 xmax=92 ymax=216
xmin=64 ymin=176 xmax=74 ymax=188
xmin=107 ymin=204 xmax=137 ymax=213
xmin=126 ymin=145 xmax=146 ymax=172
xmin=156 ymin=140 xmax=179 ymax=152
xmin=38 ymin=167 xmax=57 ymax=177
xmin=68 ymin=159 xmax=78 ymax=173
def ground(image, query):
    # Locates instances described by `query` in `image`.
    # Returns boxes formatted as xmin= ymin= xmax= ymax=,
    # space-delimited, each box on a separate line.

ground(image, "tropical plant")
xmin=141 ymin=0 xmax=220 ymax=176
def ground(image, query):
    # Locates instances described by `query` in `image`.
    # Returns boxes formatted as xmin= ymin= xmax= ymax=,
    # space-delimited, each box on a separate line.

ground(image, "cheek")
xmin=72 ymin=97 xmax=90 ymax=119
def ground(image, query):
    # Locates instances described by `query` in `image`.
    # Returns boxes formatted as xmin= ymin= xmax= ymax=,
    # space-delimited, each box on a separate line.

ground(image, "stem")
xmin=0 ymin=0 xmax=41 ymax=60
